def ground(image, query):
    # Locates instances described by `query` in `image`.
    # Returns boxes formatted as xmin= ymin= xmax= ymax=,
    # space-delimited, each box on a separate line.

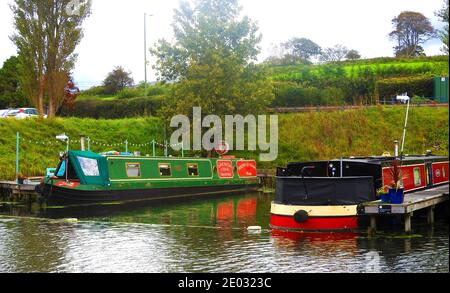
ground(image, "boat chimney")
xmin=394 ymin=140 xmax=399 ymax=157
xmin=80 ymin=135 xmax=86 ymax=151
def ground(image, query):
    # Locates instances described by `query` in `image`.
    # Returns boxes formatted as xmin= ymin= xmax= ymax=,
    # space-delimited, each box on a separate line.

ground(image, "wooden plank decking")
xmin=0 ymin=180 xmax=42 ymax=202
xmin=361 ymin=184 xmax=449 ymax=233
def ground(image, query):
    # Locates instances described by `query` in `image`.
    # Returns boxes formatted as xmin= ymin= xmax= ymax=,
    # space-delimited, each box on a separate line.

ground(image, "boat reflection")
xmin=270 ymin=229 xmax=359 ymax=255
xmin=0 ymin=193 xmax=266 ymax=230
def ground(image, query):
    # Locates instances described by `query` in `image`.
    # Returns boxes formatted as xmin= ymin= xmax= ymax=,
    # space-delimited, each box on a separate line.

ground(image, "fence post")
xmin=16 ymin=132 xmax=20 ymax=184
xmin=164 ymin=140 xmax=168 ymax=157
xmin=152 ymin=140 xmax=156 ymax=157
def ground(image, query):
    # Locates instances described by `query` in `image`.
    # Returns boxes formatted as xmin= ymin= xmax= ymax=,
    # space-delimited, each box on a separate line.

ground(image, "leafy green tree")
xmin=346 ymin=49 xmax=361 ymax=60
xmin=10 ymin=0 xmax=91 ymax=117
xmin=320 ymin=45 xmax=349 ymax=62
xmin=436 ymin=0 xmax=449 ymax=54
xmin=103 ymin=66 xmax=134 ymax=95
xmin=283 ymin=38 xmax=322 ymax=61
xmin=0 ymin=56 xmax=27 ymax=108
xmin=151 ymin=0 xmax=274 ymax=119
xmin=263 ymin=54 xmax=312 ymax=66
xmin=389 ymin=11 xmax=435 ymax=58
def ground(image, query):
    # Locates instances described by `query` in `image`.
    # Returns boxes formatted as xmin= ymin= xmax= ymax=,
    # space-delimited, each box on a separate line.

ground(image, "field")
xmin=0 ymin=106 xmax=448 ymax=180
xmin=269 ymin=56 xmax=449 ymax=82
xmin=64 ymin=56 xmax=449 ymax=119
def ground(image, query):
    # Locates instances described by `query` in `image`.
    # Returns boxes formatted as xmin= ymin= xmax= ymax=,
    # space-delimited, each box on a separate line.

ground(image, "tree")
xmin=389 ymin=11 xmax=435 ymax=58
xmin=320 ymin=45 xmax=349 ymax=62
xmin=0 ymin=56 xmax=27 ymax=108
xmin=151 ymin=0 xmax=274 ymax=119
xmin=346 ymin=49 xmax=361 ymax=60
xmin=282 ymin=38 xmax=322 ymax=61
xmin=103 ymin=66 xmax=134 ymax=94
xmin=263 ymin=54 xmax=312 ymax=66
xmin=264 ymin=43 xmax=312 ymax=65
xmin=10 ymin=0 xmax=91 ymax=117
xmin=436 ymin=0 xmax=449 ymax=54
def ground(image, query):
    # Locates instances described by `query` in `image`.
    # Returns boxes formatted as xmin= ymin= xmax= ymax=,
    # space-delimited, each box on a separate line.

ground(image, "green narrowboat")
xmin=37 ymin=150 xmax=259 ymax=205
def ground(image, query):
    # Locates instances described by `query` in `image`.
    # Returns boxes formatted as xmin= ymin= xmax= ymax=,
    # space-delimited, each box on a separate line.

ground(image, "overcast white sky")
xmin=0 ymin=0 xmax=446 ymax=89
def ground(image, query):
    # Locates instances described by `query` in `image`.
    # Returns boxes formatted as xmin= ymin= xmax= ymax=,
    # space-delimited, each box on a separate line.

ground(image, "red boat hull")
xmin=270 ymin=214 xmax=358 ymax=231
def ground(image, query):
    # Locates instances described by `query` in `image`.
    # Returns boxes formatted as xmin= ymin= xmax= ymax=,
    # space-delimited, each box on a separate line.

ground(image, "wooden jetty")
xmin=360 ymin=184 xmax=449 ymax=233
xmin=0 ymin=179 xmax=43 ymax=203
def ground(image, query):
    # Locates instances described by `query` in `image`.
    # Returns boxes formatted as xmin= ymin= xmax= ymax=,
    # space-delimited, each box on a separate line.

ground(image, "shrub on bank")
xmin=376 ymin=75 xmax=434 ymax=101
xmin=61 ymin=96 xmax=164 ymax=119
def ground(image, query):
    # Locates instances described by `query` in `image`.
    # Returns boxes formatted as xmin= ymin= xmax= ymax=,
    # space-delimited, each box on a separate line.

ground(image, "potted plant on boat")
xmin=377 ymin=187 xmax=390 ymax=203
xmin=385 ymin=159 xmax=405 ymax=204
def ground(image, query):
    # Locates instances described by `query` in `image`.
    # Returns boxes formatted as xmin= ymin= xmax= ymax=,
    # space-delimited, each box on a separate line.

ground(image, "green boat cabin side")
xmin=47 ymin=151 xmax=259 ymax=191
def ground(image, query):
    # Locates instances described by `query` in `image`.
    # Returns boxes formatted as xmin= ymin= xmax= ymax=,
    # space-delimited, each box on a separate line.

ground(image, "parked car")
xmin=0 ymin=109 xmax=9 ymax=118
xmin=2 ymin=108 xmax=47 ymax=119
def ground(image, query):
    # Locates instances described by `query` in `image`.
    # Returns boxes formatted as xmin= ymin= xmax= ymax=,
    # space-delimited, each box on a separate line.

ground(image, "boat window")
xmin=126 ymin=163 xmax=141 ymax=178
xmin=56 ymin=159 xmax=78 ymax=180
xmin=413 ymin=167 xmax=421 ymax=186
xmin=159 ymin=164 xmax=172 ymax=177
xmin=56 ymin=161 xmax=66 ymax=177
xmin=187 ymin=164 xmax=199 ymax=176
xmin=77 ymin=157 xmax=100 ymax=177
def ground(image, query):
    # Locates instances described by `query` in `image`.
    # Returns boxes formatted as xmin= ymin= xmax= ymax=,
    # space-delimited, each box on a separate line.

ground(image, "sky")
xmin=0 ymin=0 xmax=447 ymax=89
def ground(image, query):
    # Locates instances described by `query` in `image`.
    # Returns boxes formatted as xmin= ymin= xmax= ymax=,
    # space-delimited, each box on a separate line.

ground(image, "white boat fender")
xmin=247 ymin=226 xmax=262 ymax=233
xmin=294 ymin=210 xmax=309 ymax=223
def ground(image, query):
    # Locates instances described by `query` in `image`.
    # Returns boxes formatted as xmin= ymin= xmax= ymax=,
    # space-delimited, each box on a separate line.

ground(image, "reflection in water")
xmin=0 ymin=192 xmax=449 ymax=273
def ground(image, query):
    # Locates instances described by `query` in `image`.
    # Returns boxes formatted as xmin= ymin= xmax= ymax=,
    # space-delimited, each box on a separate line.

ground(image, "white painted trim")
xmin=271 ymin=202 xmax=358 ymax=217
xmin=382 ymin=163 xmax=426 ymax=171
xmin=107 ymin=156 xmax=212 ymax=163
xmin=432 ymin=161 xmax=449 ymax=165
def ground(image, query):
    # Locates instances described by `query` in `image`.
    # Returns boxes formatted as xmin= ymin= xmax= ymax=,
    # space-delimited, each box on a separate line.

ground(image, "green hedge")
xmin=376 ymin=75 xmax=434 ymax=100
xmin=61 ymin=96 xmax=164 ymax=119
xmin=272 ymin=82 xmax=358 ymax=107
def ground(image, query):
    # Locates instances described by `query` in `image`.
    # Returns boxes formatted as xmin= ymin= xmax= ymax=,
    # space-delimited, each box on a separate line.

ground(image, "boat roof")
xmin=287 ymin=155 xmax=448 ymax=167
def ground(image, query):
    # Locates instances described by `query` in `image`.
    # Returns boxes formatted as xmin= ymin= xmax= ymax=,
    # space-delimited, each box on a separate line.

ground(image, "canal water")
xmin=0 ymin=192 xmax=448 ymax=273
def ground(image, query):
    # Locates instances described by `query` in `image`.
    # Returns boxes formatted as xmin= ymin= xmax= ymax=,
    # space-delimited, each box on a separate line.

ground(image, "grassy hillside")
xmin=65 ymin=56 xmax=449 ymax=119
xmin=0 ymin=106 xmax=448 ymax=180
xmin=269 ymin=56 xmax=449 ymax=81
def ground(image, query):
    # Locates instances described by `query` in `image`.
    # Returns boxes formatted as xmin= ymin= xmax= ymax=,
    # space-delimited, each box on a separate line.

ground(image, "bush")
xmin=117 ymin=88 xmax=141 ymax=99
xmin=272 ymin=82 xmax=347 ymax=107
xmin=376 ymin=75 xmax=434 ymax=100
xmin=61 ymin=96 xmax=164 ymax=119
xmin=81 ymin=86 xmax=108 ymax=96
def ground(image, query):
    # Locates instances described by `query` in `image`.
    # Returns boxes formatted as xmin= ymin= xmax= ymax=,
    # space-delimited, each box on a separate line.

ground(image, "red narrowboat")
xmin=270 ymin=155 xmax=449 ymax=231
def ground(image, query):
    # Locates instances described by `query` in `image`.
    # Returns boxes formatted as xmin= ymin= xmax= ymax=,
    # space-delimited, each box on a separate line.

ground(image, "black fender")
xmin=294 ymin=210 xmax=309 ymax=223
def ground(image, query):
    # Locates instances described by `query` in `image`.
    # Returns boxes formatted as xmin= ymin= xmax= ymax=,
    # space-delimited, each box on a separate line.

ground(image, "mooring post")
xmin=125 ymin=140 xmax=128 ymax=154
xmin=427 ymin=206 xmax=435 ymax=225
xmin=15 ymin=132 xmax=20 ymax=184
xmin=87 ymin=137 xmax=91 ymax=151
xmin=404 ymin=213 xmax=412 ymax=233
xmin=369 ymin=215 xmax=377 ymax=234
xmin=80 ymin=135 xmax=86 ymax=151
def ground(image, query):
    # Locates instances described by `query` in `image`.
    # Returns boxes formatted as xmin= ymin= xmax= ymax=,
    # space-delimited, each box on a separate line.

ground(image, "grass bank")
xmin=0 ymin=117 xmax=163 ymax=180
xmin=0 ymin=106 xmax=448 ymax=180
